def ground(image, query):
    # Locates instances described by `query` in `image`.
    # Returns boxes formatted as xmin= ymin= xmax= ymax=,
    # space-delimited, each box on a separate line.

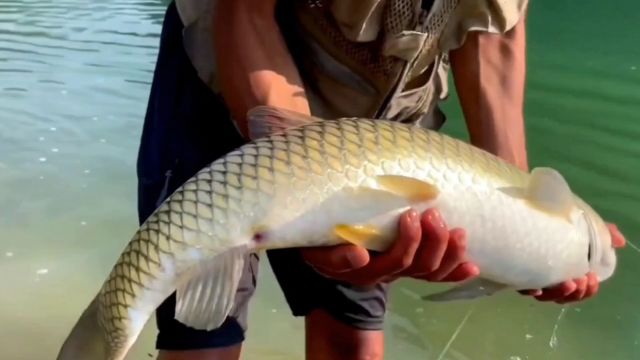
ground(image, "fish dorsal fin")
xmin=375 ymin=175 xmax=439 ymax=203
xmin=519 ymin=167 xmax=574 ymax=219
xmin=246 ymin=106 xmax=322 ymax=140
xmin=174 ymin=246 xmax=247 ymax=331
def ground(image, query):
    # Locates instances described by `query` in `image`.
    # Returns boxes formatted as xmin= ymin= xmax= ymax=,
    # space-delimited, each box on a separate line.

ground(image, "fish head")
xmin=574 ymin=197 xmax=617 ymax=282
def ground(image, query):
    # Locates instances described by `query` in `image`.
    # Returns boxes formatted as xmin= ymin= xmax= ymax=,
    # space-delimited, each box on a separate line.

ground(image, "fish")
xmin=56 ymin=106 xmax=618 ymax=360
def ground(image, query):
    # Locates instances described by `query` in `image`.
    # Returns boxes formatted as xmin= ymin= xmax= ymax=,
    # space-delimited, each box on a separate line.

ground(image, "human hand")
xmin=300 ymin=208 xmax=480 ymax=287
xmin=518 ymin=223 xmax=626 ymax=304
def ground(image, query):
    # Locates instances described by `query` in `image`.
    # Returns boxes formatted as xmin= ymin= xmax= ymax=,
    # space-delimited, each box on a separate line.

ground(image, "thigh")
xmin=266 ymin=248 xmax=389 ymax=331
xmin=137 ymin=2 xmax=252 ymax=351
xmin=267 ymin=250 xmax=388 ymax=359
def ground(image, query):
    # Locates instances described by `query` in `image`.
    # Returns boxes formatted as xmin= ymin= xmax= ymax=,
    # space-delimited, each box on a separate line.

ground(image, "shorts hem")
xmin=155 ymin=317 xmax=246 ymax=351
xmin=290 ymin=306 xmax=386 ymax=332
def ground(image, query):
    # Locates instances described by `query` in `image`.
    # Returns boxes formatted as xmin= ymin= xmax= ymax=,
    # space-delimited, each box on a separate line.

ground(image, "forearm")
xmin=449 ymin=18 xmax=529 ymax=171
xmin=212 ymin=0 xmax=310 ymax=138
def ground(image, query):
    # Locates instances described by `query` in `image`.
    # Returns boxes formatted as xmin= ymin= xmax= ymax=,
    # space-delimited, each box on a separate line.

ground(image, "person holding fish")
xmin=132 ymin=1 xmax=627 ymax=359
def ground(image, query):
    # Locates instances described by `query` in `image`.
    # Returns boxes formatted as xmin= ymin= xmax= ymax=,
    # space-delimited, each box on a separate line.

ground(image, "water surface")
xmin=1 ymin=1 xmax=639 ymax=359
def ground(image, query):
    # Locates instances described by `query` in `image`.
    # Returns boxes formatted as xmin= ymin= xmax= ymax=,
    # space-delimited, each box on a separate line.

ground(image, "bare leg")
xmin=157 ymin=345 xmax=242 ymax=360
xmin=305 ymin=309 xmax=384 ymax=360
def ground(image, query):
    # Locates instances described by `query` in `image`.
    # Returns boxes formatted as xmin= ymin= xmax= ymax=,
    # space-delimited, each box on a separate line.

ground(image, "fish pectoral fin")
xmin=499 ymin=167 xmax=575 ymax=221
xmin=375 ymin=175 xmax=439 ymax=203
xmin=246 ymin=106 xmax=322 ymax=139
xmin=333 ymin=224 xmax=388 ymax=251
xmin=174 ymin=246 xmax=248 ymax=331
xmin=526 ymin=167 xmax=575 ymax=219
xmin=421 ymin=278 xmax=508 ymax=302
xmin=328 ymin=186 xmax=413 ymax=251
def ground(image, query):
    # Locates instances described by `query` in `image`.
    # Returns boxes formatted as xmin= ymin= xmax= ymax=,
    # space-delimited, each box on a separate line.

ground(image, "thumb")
xmin=301 ymin=244 xmax=370 ymax=274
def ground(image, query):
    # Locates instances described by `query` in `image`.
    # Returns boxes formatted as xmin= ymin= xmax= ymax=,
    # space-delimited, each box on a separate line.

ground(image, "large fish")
xmin=56 ymin=106 xmax=617 ymax=360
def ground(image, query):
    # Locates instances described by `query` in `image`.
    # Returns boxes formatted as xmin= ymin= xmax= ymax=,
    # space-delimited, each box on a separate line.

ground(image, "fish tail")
xmin=56 ymin=295 xmax=114 ymax=360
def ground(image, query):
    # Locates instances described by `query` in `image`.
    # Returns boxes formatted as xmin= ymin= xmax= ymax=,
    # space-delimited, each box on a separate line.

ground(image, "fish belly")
xmin=433 ymin=187 xmax=590 ymax=289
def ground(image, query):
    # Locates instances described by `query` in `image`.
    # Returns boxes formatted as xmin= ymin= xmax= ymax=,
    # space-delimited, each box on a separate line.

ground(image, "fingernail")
xmin=430 ymin=209 xmax=445 ymax=228
xmin=470 ymin=265 xmax=480 ymax=277
xmin=408 ymin=209 xmax=418 ymax=222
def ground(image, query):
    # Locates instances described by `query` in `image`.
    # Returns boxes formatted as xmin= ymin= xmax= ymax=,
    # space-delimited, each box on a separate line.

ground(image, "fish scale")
xmin=57 ymin=109 xmax=617 ymax=360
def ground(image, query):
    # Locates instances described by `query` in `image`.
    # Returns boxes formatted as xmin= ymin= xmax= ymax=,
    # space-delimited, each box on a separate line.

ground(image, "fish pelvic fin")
xmin=246 ymin=106 xmax=322 ymax=140
xmin=56 ymin=296 xmax=112 ymax=360
xmin=175 ymin=245 xmax=248 ymax=331
xmin=333 ymin=224 xmax=388 ymax=251
xmin=326 ymin=186 xmax=415 ymax=251
xmin=421 ymin=278 xmax=508 ymax=302
xmin=375 ymin=175 xmax=439 ymax=203
xmin=499 ymin=167 xmax=575 ymax=221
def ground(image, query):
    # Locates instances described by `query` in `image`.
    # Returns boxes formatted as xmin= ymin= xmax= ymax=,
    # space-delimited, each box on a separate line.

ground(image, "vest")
xmin=175 ymin=0 xmax=528 ymax=130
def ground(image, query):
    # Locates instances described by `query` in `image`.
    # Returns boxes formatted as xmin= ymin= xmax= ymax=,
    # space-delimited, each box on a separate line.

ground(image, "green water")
xmin=1 ymin=1 xmax=639 ymax=359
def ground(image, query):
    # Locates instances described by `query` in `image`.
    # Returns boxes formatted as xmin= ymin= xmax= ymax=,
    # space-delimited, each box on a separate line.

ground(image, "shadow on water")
xmin=0 ymin=1 xmax=638 ymax=359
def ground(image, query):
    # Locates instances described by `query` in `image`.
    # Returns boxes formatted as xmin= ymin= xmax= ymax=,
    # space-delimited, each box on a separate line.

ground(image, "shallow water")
xmin=1 ymin=1 xmax=639 ymax=359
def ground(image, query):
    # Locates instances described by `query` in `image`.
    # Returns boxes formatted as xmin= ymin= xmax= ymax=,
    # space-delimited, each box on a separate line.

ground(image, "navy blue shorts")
xmin=136 ymin=2 xmax=389 ymax=351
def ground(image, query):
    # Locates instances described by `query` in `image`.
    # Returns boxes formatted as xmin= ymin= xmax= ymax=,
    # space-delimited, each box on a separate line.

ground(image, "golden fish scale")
xmin=239 ymin=118 xmax=529 ymax=200
xmin=96 ymin=118 xmax=527 ymax=352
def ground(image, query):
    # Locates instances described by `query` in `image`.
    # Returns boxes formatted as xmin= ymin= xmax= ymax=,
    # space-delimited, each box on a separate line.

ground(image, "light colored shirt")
xmin=173 ymin=0 xmax=528 ymax=124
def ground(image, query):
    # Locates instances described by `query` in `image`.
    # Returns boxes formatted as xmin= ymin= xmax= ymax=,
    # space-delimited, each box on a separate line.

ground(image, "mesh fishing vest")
xmin=176 ymin=0 xmax=528 ymax=129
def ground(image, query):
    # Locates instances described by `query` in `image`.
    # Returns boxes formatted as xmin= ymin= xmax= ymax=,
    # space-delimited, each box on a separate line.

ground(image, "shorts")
xmin=136 ymin=2 xmax=389 ymax=351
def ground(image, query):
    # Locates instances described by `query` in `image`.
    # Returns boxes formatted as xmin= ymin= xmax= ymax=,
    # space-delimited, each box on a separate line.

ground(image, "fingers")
xmin=558 ymin=273 xmax=600 ymax=304
xmin=396 ymin=208 xmax=449 ymax=278
xmin=526 ymin=272 xmax=600 ymax=304
xmin=420 ymin=228 xmax=470 ymax=282
xmin=418 ymin=209 xmax=450 ymax=273
xmin=336 ymin=209 xmax=423 ymax=286
xmin=532 ymin=281 xmax=577 ymax=302
xmin=584 ymin=272 xmax=600 ymax=299
xmin=301 ymin=244 xmax=370 ymax=277
xmin=398 ymin=209 xmax=478 ymax=283
xmin=607 ymin=223 xmax=626 ymax=248
xmin=557 ymin=277 xmax=588 ymax=304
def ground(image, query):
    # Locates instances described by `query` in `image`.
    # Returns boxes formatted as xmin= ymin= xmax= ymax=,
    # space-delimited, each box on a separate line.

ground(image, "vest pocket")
xmin=379 ymin=52 xmax=450 ymax=128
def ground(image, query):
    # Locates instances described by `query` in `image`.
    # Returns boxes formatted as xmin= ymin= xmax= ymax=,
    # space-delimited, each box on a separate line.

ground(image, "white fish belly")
xmin=433 ymin=187 xmax=590 ymax=289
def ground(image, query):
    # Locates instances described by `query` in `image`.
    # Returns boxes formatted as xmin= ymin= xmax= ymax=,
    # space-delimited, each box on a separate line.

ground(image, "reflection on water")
xmin=1 ymin=1 xmax=639 ymax=359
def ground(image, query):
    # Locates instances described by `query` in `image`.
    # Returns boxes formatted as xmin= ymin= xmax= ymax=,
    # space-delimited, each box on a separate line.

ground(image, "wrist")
xmin=470 ymin=122 xmax=529 ymax=172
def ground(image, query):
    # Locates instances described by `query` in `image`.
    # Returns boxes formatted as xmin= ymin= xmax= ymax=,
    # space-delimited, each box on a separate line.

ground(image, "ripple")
xmin=0 ymin=68 xmax=33 ymax=73
xmin=37 ymin=79 xmax=64 ymax=84
xmin=2 ymin=37 xmax=101 ymax=54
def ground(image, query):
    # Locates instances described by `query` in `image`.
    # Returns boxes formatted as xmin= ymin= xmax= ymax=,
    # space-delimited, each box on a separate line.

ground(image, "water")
xmin=1 ymin=1 xmax=639 ymax=359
